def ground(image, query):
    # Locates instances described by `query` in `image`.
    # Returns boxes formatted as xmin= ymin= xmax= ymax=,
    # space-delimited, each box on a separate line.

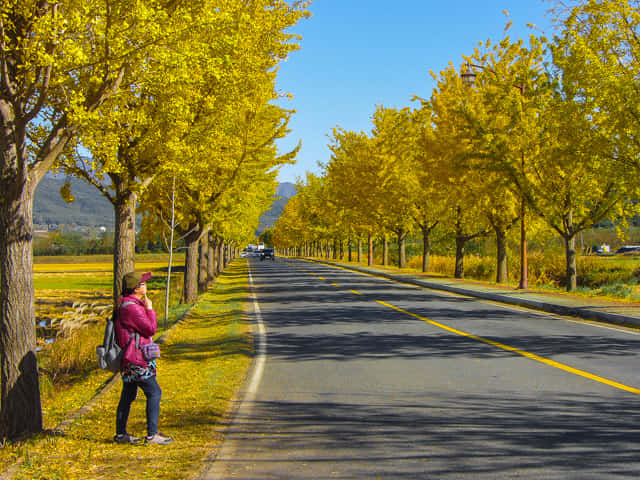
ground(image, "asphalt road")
xmin=204 ymin=257 xmax=640 ymax=479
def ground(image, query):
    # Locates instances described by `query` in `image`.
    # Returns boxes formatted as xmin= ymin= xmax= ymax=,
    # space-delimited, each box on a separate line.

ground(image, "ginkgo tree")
xmin=524 ymin=49 xmax=639 ymax=291
xmin=553 ymin=0 xmax=640 ymax=181
xmin=325 ymin=128 xmax=385 ymax=264
xmin=0 ymin=0 xmax=183 ymax=439
xmin=62 ymin=0 xmax=308 ymax=303
xmin=142 ymin=94 xmax=298 ymax=303
xmin=369 ymin=105 xmax=417 ymax=268
xmin=410 ymin=103 xmax=451 ymax=273
xmin=0 ymin=0 xmax=308 ymax=439
xmin=272 ymin=187 xmax=310 ymax=255
xmin=429 ymin=65 xmax=493 ymax=279
xmin=451 ymin=34 xmax=549 ymax=284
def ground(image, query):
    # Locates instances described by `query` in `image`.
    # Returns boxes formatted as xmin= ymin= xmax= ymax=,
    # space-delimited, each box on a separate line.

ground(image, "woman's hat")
xmin=123 ymin=271 xmax=152 ymax=290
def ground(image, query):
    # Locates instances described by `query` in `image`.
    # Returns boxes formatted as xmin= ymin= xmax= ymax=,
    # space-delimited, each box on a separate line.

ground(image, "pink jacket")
xmin=115 ymin=295 xmax=158 ymax=368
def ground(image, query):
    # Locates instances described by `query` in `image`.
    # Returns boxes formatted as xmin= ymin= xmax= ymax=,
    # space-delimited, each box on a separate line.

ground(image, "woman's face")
xmin=135 ymin=281 xmax=147 ymax=296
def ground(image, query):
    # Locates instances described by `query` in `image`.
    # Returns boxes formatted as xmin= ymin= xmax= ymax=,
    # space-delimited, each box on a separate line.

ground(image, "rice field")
xmin=34 ymin=253 xmax=185 ymax=334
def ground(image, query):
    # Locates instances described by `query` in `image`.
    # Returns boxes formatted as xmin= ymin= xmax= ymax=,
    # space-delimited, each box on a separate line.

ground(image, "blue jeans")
xmin=116 ymin=375 xmax=162 ymax=437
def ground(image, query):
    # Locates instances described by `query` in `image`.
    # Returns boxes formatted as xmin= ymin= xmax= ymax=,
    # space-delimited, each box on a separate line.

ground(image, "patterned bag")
xmin=141 ymin=341 xmax=161 ymax=361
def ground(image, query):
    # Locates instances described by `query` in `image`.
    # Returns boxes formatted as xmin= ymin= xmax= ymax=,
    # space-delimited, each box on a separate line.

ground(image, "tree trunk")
xmin=113 ymin=190 xmax=137 ymax=303
xmin=422 ymin=226 xmax=431 ymax=273
xmin=333 ymin=238 xmax=338 ymax=260
xmin=496 ymin=228 xmax=508 ymax=284
xmin=357 ymin=239 xmax=362 ymax=263
xmin=565 ymin=234 xmax=577 ymax=292
xmin=198 ymin=230 xmax=209 ymax=292
xmin=397 ymin=229 xmax=407 ymax=269
xmin=348 ymin=236 xmax=352 ymax=262
xmin=383 ymin=235 xmax=389 ymax=266
xmin=367 ymin=233 xmax=374 ymax=266
xmin=215 ymin=238 xmax=222 ymax=275
xmin=518 ymin=194 xmax=529 ymax=289
xmin=207 ymin=232 xmax=215 ymax=282
xmin=0 ymin=180 xmax=43 ymax=439
xmin=455 ymin=236 xmax=465 ymax=279
xmin=182 ymin=226 xmax=201 ymax=303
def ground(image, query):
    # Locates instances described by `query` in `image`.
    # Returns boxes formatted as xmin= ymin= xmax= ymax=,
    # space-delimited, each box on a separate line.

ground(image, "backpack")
xmin=96 ymin=301 xmax=135 ymax=373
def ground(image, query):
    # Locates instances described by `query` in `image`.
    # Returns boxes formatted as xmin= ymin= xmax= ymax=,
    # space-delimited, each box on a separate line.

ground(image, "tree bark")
xmin=112 ymin=189 xmax=137 ymax=303
xmin=455 ymin=236 xmax=466 ymax=279
xmin=0 ymin=178 xmax=43 ymax=439
xmin=207 ymin=232 xmax=215 ymax=282
xmin=216 ymin=239 xmax=224 ymax=275
xmin=383 ymin=235 xmax=389 ymax=266
xmin=397 ymin=229 xmax=407 ymax=269
xmin=367 ymin=233 xmax=374 ymax=266
xmin=565 ymin=234 xmax=577 ymax=291
xmin=422 ymin=226 xmax=431 ymax=273
xmin=198 ymin=229 xmax=209 ymax=292
xmin=182 ymin=226 xmax=201 ymax=303
xmin=496 ymin=228 xmax=508 ymax=284
xmin=357 ymin=239 xmax=362 ymax=263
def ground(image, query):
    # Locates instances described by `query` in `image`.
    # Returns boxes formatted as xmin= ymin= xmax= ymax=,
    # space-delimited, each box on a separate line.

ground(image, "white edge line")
xmin=246 ymin=266 xmax=267 ymax=398
xmin=200 ymin=263 xmax=267 ymax=480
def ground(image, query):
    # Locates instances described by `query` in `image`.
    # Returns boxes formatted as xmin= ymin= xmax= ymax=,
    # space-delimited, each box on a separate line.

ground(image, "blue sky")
xmin=275 ymin=0 xmax=556 ymax=184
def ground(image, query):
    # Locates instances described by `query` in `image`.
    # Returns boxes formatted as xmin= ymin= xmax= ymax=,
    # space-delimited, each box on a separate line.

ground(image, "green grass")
xmin=34 ymin=272 xmax=181 ymax=291
xmin=34 ymin=252 xmax=186 ymax=264
xmin=34 ymin=275 xmax=113 ymax=290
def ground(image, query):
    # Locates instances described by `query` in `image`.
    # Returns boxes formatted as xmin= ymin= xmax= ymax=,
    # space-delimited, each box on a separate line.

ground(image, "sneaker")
xmin=114 ymin=433 xmax=141 ymax=444
xmin=145 ymin=432 xmax=173 ymax=445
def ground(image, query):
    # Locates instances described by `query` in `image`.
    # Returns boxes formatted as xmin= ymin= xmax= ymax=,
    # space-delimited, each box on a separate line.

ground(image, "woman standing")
xmin=113 ymin=271 xmax=173 ymax=445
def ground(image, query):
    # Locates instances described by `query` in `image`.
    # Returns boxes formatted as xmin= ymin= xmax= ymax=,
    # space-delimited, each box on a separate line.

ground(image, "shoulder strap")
xmin=118 ymin=300 xmax=139 ymax=345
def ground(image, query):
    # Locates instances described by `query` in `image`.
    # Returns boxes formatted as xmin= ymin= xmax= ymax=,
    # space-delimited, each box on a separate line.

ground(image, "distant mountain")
xmin=34 ymin=176 xmax=113 ymax=227
xmin=257 ymin=182 xmax=297 ymax=234
xmin=276 ymin=182 xmax=297 ymax=199
xmin=35 ymin=177 xmax=296 ymax=233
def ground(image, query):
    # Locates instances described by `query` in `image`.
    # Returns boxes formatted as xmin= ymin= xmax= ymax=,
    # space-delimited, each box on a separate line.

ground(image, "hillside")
xmin=256 ymin=182 xmax=297 ymax=234
xmin=34 ymin=176 xmax=113 ymax=228
xmin=34 ymin=177 xmax=296 ymax=232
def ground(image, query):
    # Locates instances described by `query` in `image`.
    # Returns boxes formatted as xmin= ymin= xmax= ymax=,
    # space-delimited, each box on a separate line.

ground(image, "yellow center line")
xmin=350 ymin=290 xmax=362 ymax=295
xmin=317 ymin=276 xmax=326 ymax=280
xmin=376 ymin=300 xmax=640 ymax=396
xmin=330 ymin=283 xmax=340 ymax=287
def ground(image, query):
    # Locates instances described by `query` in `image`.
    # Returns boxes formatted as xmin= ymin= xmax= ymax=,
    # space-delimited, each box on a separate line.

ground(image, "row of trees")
xmin=273 ymin=0 xmax=640 ymax=292
xmin=1 ymin=0 xmax=309 ymax=439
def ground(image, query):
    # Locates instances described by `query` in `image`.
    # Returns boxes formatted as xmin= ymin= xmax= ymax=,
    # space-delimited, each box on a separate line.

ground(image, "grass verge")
xmin=0 ymin=260 xmax=253 ymax=480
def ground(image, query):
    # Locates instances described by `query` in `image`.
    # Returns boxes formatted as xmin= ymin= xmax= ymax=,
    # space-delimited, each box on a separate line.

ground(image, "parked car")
xmin=615 ymin=245 xmax=640 ymax=255
xmin=260 ymin=248 xmax=275 ymax=261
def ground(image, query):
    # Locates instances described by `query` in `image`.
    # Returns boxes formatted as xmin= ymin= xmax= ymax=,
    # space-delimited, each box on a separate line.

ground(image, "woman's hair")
xmin=122 ymin=286 xmax=136 ymax=296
